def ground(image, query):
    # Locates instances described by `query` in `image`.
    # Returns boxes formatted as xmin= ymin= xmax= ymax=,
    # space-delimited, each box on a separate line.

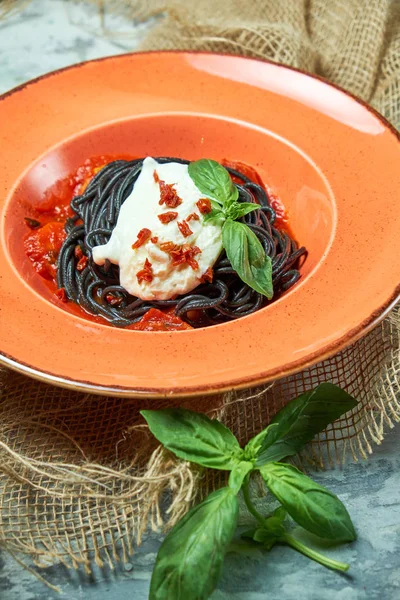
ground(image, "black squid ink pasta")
xmin=57 ymin=157 xmax=307 ymax=328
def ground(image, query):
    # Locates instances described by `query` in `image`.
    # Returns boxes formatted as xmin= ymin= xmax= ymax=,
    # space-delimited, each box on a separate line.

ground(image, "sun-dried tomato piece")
xmin=158 ymin=180 xmax=182 ymax=208
xmin=24 ymin=222 xmax=66 ymax=281
xmin=76 ymin=255 xmax=88 ymax=271
xmin=201 ymin=267 xmax=213 ymax=283
xmin=128 ymin=308 xmax=192 ymax=331
xmin=153 ymin=170 xmax=160 ymax=183
xmin=177 ymin=221 xmax=193 ymax=238
xmin=151 ymin=236 xmax=158 ymax=243
xmin=186 ymin=212 xmax=200 ymax=222
xmin=55 ymin=288 xmax=68 ymax=302
xmin=158 ymin=211 xmax=178 ymax=224
xmin=159 ymin=241 xmax=177 ymax=252
xmin=136 ymin=258 xmax=153 ymax=284
xmin=132 ymin=228 xmax=152 ymax=249
xmin=196 ymin=198 xmax=212 ymax=214
xmin=106 ymin=293 xmax=123 ymax=306
xmin=170 ymin=244 xmax=201 ymax=270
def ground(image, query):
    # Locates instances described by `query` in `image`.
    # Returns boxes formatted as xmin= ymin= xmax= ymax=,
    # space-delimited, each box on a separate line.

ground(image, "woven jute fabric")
xmin=1 ymin=0 xmax=399 ymax=574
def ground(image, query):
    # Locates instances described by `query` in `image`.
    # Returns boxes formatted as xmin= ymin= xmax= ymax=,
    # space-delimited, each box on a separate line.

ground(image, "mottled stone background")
xmin=0 ymin=1 xmax=399 ymax=599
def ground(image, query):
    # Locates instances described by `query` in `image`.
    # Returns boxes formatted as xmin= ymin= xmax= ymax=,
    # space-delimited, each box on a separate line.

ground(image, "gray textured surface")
xmin=1 ymin=1 xmax=400 ymax=599
xmin=1 ymin=427 xmax=399 ymax=600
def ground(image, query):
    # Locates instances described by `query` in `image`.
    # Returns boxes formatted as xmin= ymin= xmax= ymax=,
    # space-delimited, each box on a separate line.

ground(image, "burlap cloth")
xmin=1 ymin=0 xmax=400 ymax=575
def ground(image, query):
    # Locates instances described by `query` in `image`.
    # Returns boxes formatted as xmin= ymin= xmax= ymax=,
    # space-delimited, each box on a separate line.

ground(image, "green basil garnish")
xmin=149 ymin=487 xmax=239 ymax=600
xmin=143 ymin=384 xmax=358 ymax=599
xmin=188 ymin=158 xmax=238 ymax=205
xmin=260 ymin=462 xmax=356 ymax=542
xmin=253 ymin=383 xmax=357 ymax=465
xmin=141 ymin=408 xmax=244 ymax=470
xmin=188 ymin=159 xmax=273 ymax=299
xmin=223 ymin=219 xmax=273 ymax=299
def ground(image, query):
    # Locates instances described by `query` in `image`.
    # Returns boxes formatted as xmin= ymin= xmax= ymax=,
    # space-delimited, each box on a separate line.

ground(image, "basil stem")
xmin=282 ymin=534 xmax=350 ymax=572
xmin=242 ymin=475 xmax=268 ymax=527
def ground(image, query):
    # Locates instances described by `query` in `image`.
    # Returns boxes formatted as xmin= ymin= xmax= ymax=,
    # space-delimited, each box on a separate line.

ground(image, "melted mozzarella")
xmin=92 ymin=157 xmax=223 ymax=300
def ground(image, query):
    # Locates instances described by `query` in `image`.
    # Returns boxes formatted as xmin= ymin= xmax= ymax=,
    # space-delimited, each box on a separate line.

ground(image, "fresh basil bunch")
xmin=142 ymin=383 xmax=357 ymax=600
xmin=188 ymin=159 xmax=273 ymax=299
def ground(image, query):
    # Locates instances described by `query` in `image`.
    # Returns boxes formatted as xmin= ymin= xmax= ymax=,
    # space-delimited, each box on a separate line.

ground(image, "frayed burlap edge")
xmin=1 ymin=0 xmax=400 ymax=583
xmin=0 ymin=305 xmax=399 ymax=574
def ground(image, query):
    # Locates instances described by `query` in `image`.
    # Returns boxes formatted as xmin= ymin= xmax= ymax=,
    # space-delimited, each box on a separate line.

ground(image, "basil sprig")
xmin=142 ymin=383 xmax=358 ymax=600
xmin=150 ymin=487 xmax=238 ymax=600
xmin=188 ymin=159 xmax=273 ymax=299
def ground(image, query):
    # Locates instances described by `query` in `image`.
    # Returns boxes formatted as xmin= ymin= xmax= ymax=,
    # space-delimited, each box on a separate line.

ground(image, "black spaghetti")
xmin=57 ymin=157 xmax=306 ymax=328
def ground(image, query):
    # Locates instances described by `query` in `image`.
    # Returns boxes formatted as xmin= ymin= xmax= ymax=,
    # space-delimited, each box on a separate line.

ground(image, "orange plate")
xmin=1 ymin=52 xmax=400 ymax=398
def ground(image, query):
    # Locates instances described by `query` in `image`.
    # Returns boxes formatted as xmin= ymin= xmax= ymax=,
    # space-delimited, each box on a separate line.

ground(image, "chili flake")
xmin=151 ymin=236 xmax=159 ymax=243
xmin=177 ymin=220 xmax=193 ymax=238
xmin=186 ymin=212 xmax=200 ymax=222
xmin=132 ymin=228 xmax=152 ymax=249
xmin=196 ymin=198 xmax=212 ymax=214
xmin=153 ymin=170 xmax=160 ymax=183
xmin=158 ymin=211 xmax=178 ymax=224
xmin=136 ymin=258 xmax=154 ymax=284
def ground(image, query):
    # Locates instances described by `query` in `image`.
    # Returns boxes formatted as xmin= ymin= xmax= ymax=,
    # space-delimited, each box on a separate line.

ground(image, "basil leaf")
xmin=244 ymin=423 xmax=279 ymax=461
xmin=241 ymin=527 xmax=258 ymax=540
xmin=226 ymin=202 xmax=259 ymax=220
xmin=270 ymin=505 xmax=287 ymax=524
xmin=150 ymin=487 xmax=239 ymax=600
xmin=242 ymin=507 xmax=287 ymax=550
xmin=188 ymin=159 xmax=237 ymax=205
xmin=260 ymin=463 xmax=356 ymax=542
xmin=210 ymin=199 xmax=224 ymax=211
xmin=255 ymin=383 xmax=357 ymax=465
xmin=228 ymin=460 xmax=253 ymax=493
xmin=242 ymin=526 xmax=276 ymax=546
xmin=203 ymin=209 xmax=225 ymax=225
xmin=141 ymin=408 xmax=243 ymax=470
xmin=222 ymin=219 xmax=273 ymax=299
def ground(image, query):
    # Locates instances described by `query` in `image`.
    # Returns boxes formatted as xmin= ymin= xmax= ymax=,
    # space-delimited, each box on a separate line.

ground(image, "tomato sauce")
xmin=127 ymin=308 xmax=192 ymax=331
xmin=23 ymin=156 xmax=292 ymax=331
xmin=221 ymin=159 xmax=291 ymax=232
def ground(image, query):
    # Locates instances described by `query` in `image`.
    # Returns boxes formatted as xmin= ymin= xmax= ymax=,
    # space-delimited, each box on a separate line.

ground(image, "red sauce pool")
xmin=23 ymin=156 xmax=293 ymax=331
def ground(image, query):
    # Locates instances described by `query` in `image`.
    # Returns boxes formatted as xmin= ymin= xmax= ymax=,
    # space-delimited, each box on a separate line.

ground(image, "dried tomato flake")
xmin=106 ymin=293 xmax=123 ymax=306
xmin=196 ymin=198 xmax=212 ymax=214
xmin=55 ymin=288 xmax=68 ymax=302
xmin=76 ymin=255 xmax=88 ymax=271
xmin=153 ymin=170 xmax=160 ymax=183
xmin=136 ymin=258 xmax=154 ymax=284
xmin=186 ymin=257 xmax=200 ymax=270
xmin=158 ymin=211 xmax=178 ymax=224
xmin=169 ymin=244 xmax=201 ymax=270
xmin=186 ymin=212 xmax=200 ymax=222
xmin=151 ymin=236 xmax=159 ymax=243
xmin=159 ymin=241 xmax=176 ymax=252
xmin=132 ymin=228 xmax=152 ymax=249
xmin=158 ymin=180 xmax=182 ymax=208
xmin=177 ymin=221 xmax=193 ymax=238
xmin=201 ymin=267 xmax=214 ymax=283
xmin=74 ymin=245 xmax=83 ymax=259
